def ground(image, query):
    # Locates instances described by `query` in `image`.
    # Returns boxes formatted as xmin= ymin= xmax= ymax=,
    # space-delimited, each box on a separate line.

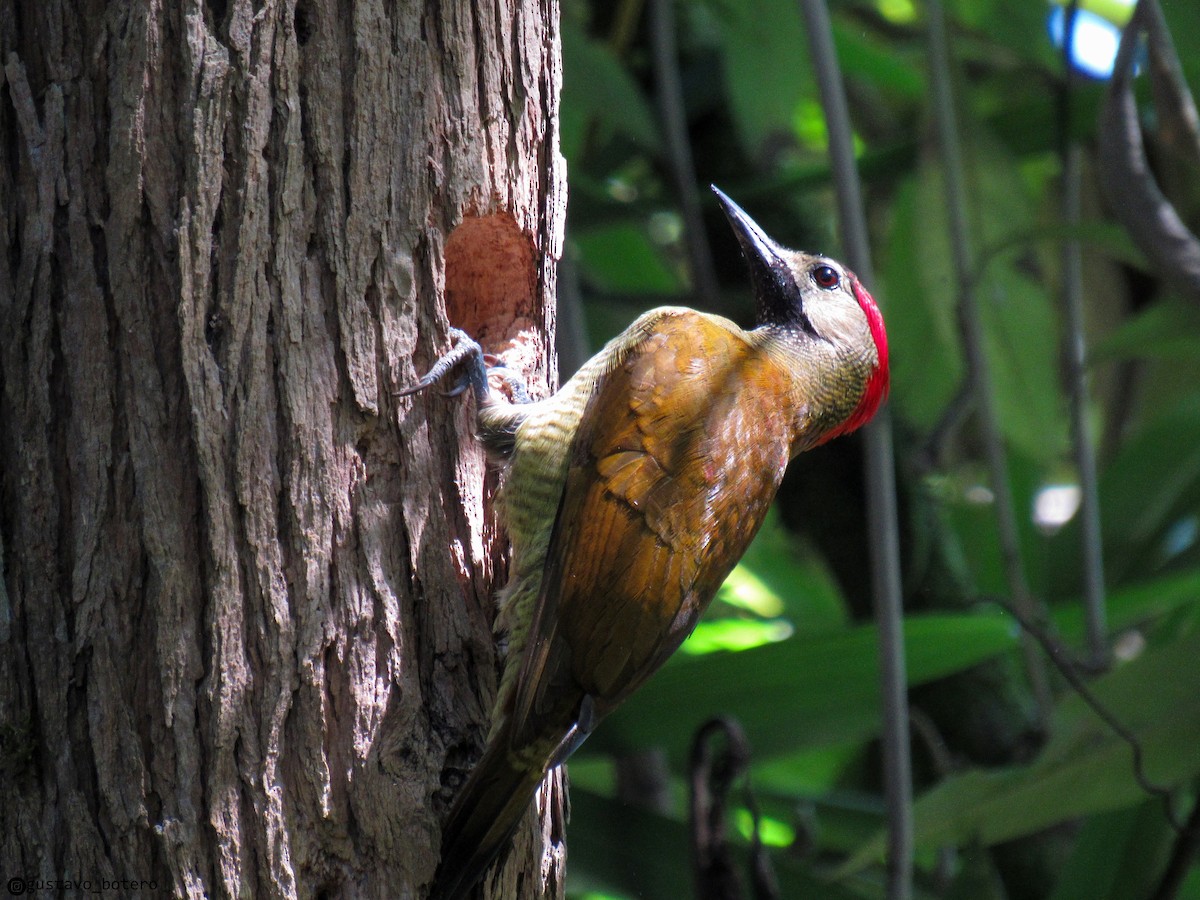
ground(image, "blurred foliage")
xmin=556 ymin=0 xmax=1200 ymax=897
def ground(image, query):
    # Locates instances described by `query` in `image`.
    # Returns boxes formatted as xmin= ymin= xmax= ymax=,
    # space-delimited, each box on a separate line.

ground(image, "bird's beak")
xmin=711 ymin=185 xmax=799 ymax=327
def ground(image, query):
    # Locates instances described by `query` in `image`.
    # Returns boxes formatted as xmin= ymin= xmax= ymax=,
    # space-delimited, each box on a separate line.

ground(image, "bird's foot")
xmin=398 ymin=330 xmax=534 ymax=407
xmin=548 ymin=694 xmax=597 ymax=768
xmin=397 ymin=328 xmax=490 ymax=404
xmin=482 ymin=360 xmax=533 ymax=405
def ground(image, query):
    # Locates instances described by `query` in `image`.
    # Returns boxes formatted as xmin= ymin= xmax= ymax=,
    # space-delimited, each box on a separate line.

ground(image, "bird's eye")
xmin=812 ymin=265 xmax=841 ymax=290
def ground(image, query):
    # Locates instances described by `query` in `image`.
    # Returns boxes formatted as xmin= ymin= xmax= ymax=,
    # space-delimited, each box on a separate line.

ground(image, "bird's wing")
xmin=510 ymin=310 xmax=795 ymax=749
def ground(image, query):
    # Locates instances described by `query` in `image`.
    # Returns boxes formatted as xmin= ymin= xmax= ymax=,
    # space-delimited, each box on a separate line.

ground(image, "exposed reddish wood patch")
xmin=445 ymin=213 xmax=546 ymax=387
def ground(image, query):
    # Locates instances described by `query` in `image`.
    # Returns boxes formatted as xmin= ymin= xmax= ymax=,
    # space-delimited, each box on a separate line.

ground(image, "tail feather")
xmin=429 ymin=725 xmax=547 ymax=900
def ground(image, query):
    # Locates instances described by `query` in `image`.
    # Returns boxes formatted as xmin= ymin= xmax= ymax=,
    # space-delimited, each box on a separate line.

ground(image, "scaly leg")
xmin=399 ymin=328 xmax=534 ymax=406
xmin=547 ymin=693 xmax=597 ymax=768
xmin=397 ymin=328 xmax=491 ymax=404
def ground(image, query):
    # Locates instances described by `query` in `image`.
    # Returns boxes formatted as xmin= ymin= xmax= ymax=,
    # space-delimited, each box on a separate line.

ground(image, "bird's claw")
xmin=440 ymin=378 xmax=471 ymax=399
xmin=548 ymin=694 xmax=597 ymax=768
xmin=398 ymin=328 xmax=534 ymax=406
xmin=397 ymin=328 xmax=489 ymax=404
xmin=487 ymin=366 xmax=532 ymax=404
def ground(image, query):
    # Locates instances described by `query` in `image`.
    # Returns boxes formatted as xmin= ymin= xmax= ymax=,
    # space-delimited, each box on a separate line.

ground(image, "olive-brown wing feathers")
xmin=509 ymin=311 xmax=795 ymax=750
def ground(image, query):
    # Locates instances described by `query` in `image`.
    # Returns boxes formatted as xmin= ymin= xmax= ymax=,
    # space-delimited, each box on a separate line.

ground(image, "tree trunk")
xmin=0 ymin=0 xmax=565 ymax=897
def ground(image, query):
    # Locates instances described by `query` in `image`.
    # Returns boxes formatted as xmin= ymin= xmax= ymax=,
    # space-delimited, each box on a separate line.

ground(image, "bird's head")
xmin=712 ymin=185 xmax=890 ymax=441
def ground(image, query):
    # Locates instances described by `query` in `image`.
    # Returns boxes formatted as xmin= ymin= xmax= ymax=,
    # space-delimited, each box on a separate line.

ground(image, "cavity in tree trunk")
xmin=0 ymin=0 xmax=566 ymax=897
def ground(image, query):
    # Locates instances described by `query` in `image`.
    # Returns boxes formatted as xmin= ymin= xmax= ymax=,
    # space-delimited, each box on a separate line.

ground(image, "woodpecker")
xmin=406 ymin=187 xmax=889 ymax=900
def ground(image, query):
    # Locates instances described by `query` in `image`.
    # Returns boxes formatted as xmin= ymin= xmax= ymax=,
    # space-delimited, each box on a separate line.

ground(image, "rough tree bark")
xmin=0 ymin=0 xmax=565 ymax=897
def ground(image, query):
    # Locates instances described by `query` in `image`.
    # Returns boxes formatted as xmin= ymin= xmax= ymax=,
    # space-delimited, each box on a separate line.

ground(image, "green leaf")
xmin=1052 ymin=567 xmax=1200 ymax=642
xmin=1046 ymin=0 xmax=1136 ymax=28
xmin=949 ymin=0 xmax=1059 ymax=70
xmin=714 ymin=508 xmax=848 ymax=632
xmin=561 ymin=19 xmax=661 ymax=163
xmin=753 ymin=742 xmax=862 ymax=796
xmin=841 ymin=628 xmax=1200 ymax=873
xmin=1091 ymin=298 xmax=1200 ymax=364
xmin=974 ymin=222 xmax=1146 ymax=277
xmin=1042 ymin=394 xmax=1200 ymax=597
xmin=977 ymin=262 xmax=1068 ymax=461
xmin=940 ymin=480 xmax=1006 ymax=598
xmin=1046 ymin=801 xmax=1174 ymax=900
xmin=567 ymin=788 xmax=881 ymax=900
xmin=968 ymin=145 xmax=1069 ymax=462
xmin=832 ymin=17 xmax=926 ymax=101
xmin=885 ymin=132 xmax=1068 ymax=463
xmin=1094 ymin=396 xmax=1200 ymax=582
xmin=680 ymin=617 xmax=794 ymax=655
xmin=712 ymin=0 xmax=814 ymax=157
xmin=572 ymin=222 xmax=683 ymax=295
xmin=881 ymin=172 xmax=965 ymax=430
xmin=586 ymin=614 xmax=1020 ymax=766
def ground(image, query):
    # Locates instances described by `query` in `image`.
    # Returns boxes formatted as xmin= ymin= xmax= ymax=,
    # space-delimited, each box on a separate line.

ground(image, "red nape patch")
xmin=819 ymin=275 xmax=890 ymax=444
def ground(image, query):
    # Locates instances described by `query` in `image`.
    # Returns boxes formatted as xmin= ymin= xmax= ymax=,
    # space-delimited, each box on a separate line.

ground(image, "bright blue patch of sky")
xmin=1047 ymin=6 xmax=1125 ymax=79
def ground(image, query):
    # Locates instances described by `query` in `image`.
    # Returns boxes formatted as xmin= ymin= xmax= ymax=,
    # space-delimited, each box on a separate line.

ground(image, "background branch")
xmin=1098 ymin=0 xmax=1200 ymax=302
xmin=798 ymin=2 xmax=913 ymax=898
xmin=926 ymin=0 xmax=1053 ymax=721
xmin=650 ymin=0 xmax=720 ymax=309
xmin=1059 ymin=1 xmax=1110 ymax=671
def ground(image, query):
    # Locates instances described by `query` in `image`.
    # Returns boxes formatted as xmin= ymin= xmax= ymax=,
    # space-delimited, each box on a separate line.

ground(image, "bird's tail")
xmin=429 ymin=724 xmax=547 ymax=900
